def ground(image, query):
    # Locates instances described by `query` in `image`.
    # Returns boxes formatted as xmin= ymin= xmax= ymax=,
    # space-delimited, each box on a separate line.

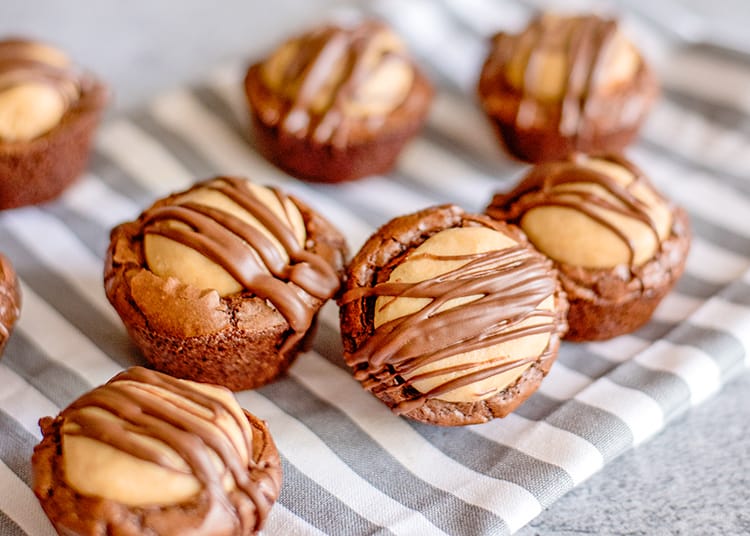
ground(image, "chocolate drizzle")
xmin=487 ymin=154 xmax=665 ymax=266
xmin=140 ymin=177 xmax=340 ymax=349
xmin=341 ymin=234 xmax=558 ymax=414
xmin=264 ymin=20 xmax=413 ymax=148
xmin=61 ymin=366 xmax=278 ymax=533
xmin=0 ymin=39 xmax=80 ymax=110
xmin=489 ymin=15 xmax=625 ymax=136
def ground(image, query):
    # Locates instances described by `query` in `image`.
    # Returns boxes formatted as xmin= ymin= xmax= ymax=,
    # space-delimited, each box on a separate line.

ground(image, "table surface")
xmin=2 ymin=1 xmax=749 ymax=535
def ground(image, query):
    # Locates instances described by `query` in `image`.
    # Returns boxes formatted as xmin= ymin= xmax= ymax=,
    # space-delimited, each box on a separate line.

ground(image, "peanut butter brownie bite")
xmin=0 ymin=38 xmax=107 ymax=209
xmin=105 ymin=176 xmax=347 ymax=390
xmin=339 ymin=205 xmax=568 ymax=426
xmin=32 ymin=366 xmax=282 ymax=536
xmin=0 ymin=253 xmax=20 ymax=356
xmin=477 ymin=14 xmax=658 ymax=162
xmin=487 ymin=154 xmax=690 ymax=341
xmin=244 ymin=19 xmax=433 ymax=182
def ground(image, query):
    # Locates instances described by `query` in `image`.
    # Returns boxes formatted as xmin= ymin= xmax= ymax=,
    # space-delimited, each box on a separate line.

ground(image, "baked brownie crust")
xmin=339 ymin=205 xmax=568 ymax=426
xmin=0 ymin=253 xmax=20 ymax=356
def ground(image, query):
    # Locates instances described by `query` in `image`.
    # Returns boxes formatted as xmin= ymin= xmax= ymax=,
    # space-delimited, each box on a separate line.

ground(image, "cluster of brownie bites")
xmin=0 ymin=10 xmax=690 ymax=536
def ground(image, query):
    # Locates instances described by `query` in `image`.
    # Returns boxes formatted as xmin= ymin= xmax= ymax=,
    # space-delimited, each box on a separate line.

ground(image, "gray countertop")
xmin=2 ymin=1 xmax=748 ymax=535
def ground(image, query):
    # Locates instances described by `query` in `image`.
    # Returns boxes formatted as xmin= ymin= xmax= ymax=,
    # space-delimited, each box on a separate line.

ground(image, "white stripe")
xmin=575 ymin=379 xmax=664 ymax=446
xmin=0 ymin=208 xmax=120 ymax=325
xmin=441 ymin=0 xmax=530 ymax=34
xmin=0 ymin=365 xmax=58 ymax=439
xmin=264 ymin=503 xmax=327 ymax=536
xmin=652 ymin=291 xmax=704 ymax=324
xmin=686 ymin=297 xmax=750 ymax=364
xmin=236 ymin=390 xmax=450 ymax=536
xmin=468 ymin=413 xmax=604 ymax=486
xmin=633 ymin=339 xmax=721 ymax=405
xmin=536 ymin=362 xmax=592 ymax=400
xmin=97 ymin=118 xmax=194 ymax=195
xmin=685 ymin=238 xmax=749 ymax=284
xmin=398 ymin=138 xmax=503 ymax=210
xmin=17 ymin=280 xmax=121 ymax=388
xmin=0 ymin=461 xmax=56 ymax=536
xmin=329 ymin=175 xmax=438 ymax=219
xmin=288 ymin=351 xmax=542 ymax=534
xmin=149 ymin=89 xmax=374 ymax=248
xmin=59 ymin=173 xmax=141 ymax=228
xmin=587 ymin=336 xmax=652 ymax=364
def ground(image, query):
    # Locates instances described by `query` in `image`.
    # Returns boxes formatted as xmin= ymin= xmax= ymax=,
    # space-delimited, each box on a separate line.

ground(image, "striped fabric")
xmin=2 ymin=1 xmax=750 ymax=535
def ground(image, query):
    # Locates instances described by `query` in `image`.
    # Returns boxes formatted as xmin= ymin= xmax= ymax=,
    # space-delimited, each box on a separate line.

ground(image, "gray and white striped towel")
xmin=2 ymin=0 xmax=750 ymax=534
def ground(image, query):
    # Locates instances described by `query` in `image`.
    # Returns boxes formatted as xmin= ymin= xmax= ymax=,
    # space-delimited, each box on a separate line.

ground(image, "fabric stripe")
xmin=265 ymin=503 xmax=328 ymax=536
xmin=0 ymin=510 xmax=25 ymax=536
xmin=0 ymin=408 xmax=38 ymax=485
xmin=236 ymin=389 xmax=453 ymax=536
xmin=264 ymin=373 xmax=504 ymax=535
xmin=286 ymin=352 xmax=537 ymax=534
xmin=0 ymin=461 xmax=55 ymax=536
xmin=0 ymin=366 xmax=58 ymax=439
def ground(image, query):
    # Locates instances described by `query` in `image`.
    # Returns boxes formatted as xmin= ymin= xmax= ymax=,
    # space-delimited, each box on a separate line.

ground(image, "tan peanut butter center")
xmin=257 ymin=20 xmax=414 ymax=145
xmin=0 ymin=39 xmax=80 ymax=142
xmin=144 ymin=180 xmax=306 ymax=297
xmin=503 ymin=14 xmax=639 ymax=102
xmin=61 ymin=369 xmax=253 ymax=507
xmin=341 ymin=223 xmax=559 ymax=414
xmin=374 ymin=227 xmax=554 ymax=403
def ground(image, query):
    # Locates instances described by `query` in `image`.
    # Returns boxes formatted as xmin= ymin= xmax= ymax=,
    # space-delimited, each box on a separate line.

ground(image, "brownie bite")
xmin=339 ymin=205 xmax=568 ymax=426
xmin=0 ymin=38 xmax=107 ymax=209
xmin=487 ymin=153 xmax=690 ymax=341
xmin=32 ymin=366 xmax=282 ymax=536
xmin=244 ymin=19 xmax=433 ymax=183
xmin=104 ymin=176 xmax=347 ymax=390
xmin=0 ymin=253 xmax=20 ymax=356
xmin=477 ymin=14 xmax=658 ymax=163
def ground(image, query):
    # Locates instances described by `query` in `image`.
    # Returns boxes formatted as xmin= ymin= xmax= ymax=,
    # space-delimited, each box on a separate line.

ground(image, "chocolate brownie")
xmin=104 ymin=176 xmax=347 ymax=390
xmin=32 ymin=366 xmax=282 ymax=536
xmin=244 ymin=19 xmax=433 ymax=183
xmin=477 ymin=14 xmax=658 ymax=162
xmin=0 ymin=253 xmax=20 ymax=356
xmin=0 ymin=38 xmax=107 ymax=209
xmin=487 ymin=153 xmax=690 ymax=341
xmin=339 ymin=205 xmax=568 ymax=426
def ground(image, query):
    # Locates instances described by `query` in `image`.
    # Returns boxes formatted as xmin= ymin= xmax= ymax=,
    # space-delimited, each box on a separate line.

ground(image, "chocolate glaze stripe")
xmin=287 ymin=352 xmax=522 ymax=534
xmin=0 ymin=221 xmax=137 ymax=369
xmin=267 ymin=369 xmax=507 ymax=535
xmin=235 ymin=389 xmax=455 ymax=536
xmin=0 ymin=460 xmax=54 ymax=536
xmin=148 ymin=88 xmax=373 ymax=247
xmin=196 ymin=81 xmax=448 ymax=225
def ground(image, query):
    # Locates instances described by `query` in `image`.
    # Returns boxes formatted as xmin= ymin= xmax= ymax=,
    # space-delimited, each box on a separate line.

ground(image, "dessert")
xmin=487 ymin=153 xmax=690 ymax=341
xmin=477 ymin=14 xmax=658 ymax=163
xmin=0 ymin=38 xmax=107 ymax=209
xmin=0 ymin=253 xmax=20 ymax=356
xmin=104 ymin=176 xmax=347 ymax=390
xmin=339 ymin=205 xmax=568 ymax=426
xmin=32 ymin=366 xmax=282 ymax=536
xmin=244 ymin=19 xmax=433 ymax=183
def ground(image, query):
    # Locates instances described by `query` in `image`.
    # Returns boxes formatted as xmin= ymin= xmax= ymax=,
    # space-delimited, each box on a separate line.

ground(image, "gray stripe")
xmin=719 ymin=279 xmax=750 ymax=306
xmin=42 ymin=203 xmax=111 ymax=261
xmin=557 ymin=344 xmax=618 ymax=379
xmin=0 ymin=510 xmax=25 ymax=536
xmin=411 ymin=422 xmax=574 ymax=508
xmin=0 ymin=409 xmax=37 ymax=486
xmin=605 ymin=362 xmax=691 ymax=421
xmin=89 ymin=150 xmax=155 ymax=205
xmin=662 ymin=87 xmax=750 ymax=134
xmin=674 ymin=273 xmax=725 ymax=300
xmin=261 ymin=378 xmax=509 ymax=536
xmin=663 ymin=324 xmax=746 ymax=378
xmin=0 ymin=231 xmax=141 ymax=370
xmin=277 ymin=457 xmax=394 ymax=536
xmin=514 ymin=392 xmax=564 ymax=422
xmin=3 ymin=333 xmax=91 ymax=408
xmin=313 ymin=320 xmax=349 ymax=372
xmin=543 ymin=400 xmax=635 ymax=463
xmin=687 ymin=213 xmax=750 ymax=255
